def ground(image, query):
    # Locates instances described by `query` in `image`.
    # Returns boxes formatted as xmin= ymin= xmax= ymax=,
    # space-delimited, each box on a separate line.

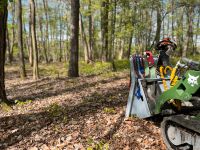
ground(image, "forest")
xmin=0 ymin=0 xmax=200 ymax=149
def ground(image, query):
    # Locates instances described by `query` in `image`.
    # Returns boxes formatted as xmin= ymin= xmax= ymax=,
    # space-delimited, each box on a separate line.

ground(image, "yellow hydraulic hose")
xmin=160 ymin=65 xmax=181 ymax=110
xmin=160 ymin=66 xmax=168 ymax=91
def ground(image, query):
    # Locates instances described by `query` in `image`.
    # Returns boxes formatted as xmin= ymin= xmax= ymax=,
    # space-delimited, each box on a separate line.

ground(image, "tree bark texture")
xmin=80 ymin=13 xmax=90 ymax=63
xmin=154 ymin=4 xmax=162 ymax=45
xmin=38 ymin=15 xmax=48 ymax=63
xmin=0 ymin=1 xmax=10 ymax=104
xmin=29 ymin=4 xmax=33 ymax=66
xmin=6 ymin=27 xmax=12 ymax=64
xmin=43 ymin=0 xmax=49 ymax=63
xmin=182 ymin=6 xmax=193 ymax=57
xmin=17 ymin=0 xmax=26 ymax=79
xmin=101 ymin=0 xmax=109 ymax=61
xmin=68 ymin=0 xmax=79 ymax=77
xmin=30 ymin=0 xmax=39 ymax=80
xmin=88 ymin=0 xmax=93 ymax=61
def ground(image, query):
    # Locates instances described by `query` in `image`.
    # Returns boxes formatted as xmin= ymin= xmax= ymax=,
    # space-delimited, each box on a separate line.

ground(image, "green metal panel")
xmin=155 ymin=70 xmax=200 ymax=114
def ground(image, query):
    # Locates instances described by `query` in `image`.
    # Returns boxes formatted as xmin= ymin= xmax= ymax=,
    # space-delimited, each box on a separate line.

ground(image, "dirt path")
xmin=0 ymin=70 xmax=166 ymax=150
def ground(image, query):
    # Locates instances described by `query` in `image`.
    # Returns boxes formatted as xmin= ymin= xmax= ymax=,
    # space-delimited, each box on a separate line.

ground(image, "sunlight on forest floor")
xmin=5 ymin=60 xmax=130 ymax=79
xmin=0 ymin=61 xmax=167 ymax=149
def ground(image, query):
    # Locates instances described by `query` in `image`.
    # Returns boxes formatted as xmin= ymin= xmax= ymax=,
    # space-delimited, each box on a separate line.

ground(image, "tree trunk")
xmin=68 ymin=0 xmax=79 ymax=77
xmin=88 ymin=0 xmax=93 ymax=61
xmin=194 ymin=8 xmax=200 ymax=55
xmin=118 ymin=38 xmax=124 ymax=60
xmin=43 ymin=0 xmax=49 ymax=63
xmin=0 ymin=1 xmax=10 ymax=104
xmin=101 ymin=0 xmax=109 ymax=61
xmin=59 ymin=12 xmax=62 ymax=62
xmin=109 ymin=0 xmax=117 ymax=61
xmin=17 ymin=0 xmax=26 ymax=79
xmin=80 ymin=13 xmax=90 ymax=63
xmin=10 ymin=1 xmax=16 ymax=64
xmin=176 ymin=7 xmax=184 ymax=55
xmin=182 ymin=6 xmax=193 ymax=57
xmin=38 ymin=16 xmax=48 ymax=63
xmin=154 ymin=1 xmax=162 ymax=45
xmin=171 ymin=0 xmax=174 ymax=37
xmin=30 ymin=0 xmax=39 ymax=80
xmin=6 ymin=28 xmax=12 ymax=64
xmin=23 ymin=23 xmax=30 ymax=59
xmin=29 ymin=4 xmax=33 ymax=66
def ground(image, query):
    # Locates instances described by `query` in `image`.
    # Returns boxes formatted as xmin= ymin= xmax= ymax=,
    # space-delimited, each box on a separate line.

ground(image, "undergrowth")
xmin=87 ymin=138 xmax=109 ymax=150
xmin=10 ymin=60 xmax=130 ymax=78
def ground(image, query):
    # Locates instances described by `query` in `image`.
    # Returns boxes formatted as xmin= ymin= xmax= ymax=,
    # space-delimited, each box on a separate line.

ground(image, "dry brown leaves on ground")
xmin=0 ymin=70 xmax=166 ymax=150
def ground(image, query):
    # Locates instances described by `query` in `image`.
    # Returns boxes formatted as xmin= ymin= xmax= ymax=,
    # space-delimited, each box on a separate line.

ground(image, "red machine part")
xmin=144 ymin=51 xmax=154 ymax=66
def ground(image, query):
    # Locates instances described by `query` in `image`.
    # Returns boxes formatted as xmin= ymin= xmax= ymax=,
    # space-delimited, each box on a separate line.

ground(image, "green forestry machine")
xmin=125 ymin=38 xmax=200 ymax=150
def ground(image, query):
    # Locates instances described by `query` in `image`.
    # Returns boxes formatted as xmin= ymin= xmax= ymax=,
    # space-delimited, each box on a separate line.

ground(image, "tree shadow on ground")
xmin=8 ymin=75 xmax=124 ymax=103
xmin=0 ymin=82 xmax=128 ymax=149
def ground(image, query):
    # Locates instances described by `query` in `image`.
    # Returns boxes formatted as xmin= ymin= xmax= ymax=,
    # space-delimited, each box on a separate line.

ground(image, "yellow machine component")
xmin=160 ymin=66 xmax=168 ymax=91
xmin=164 ymin=66 xmax=172 ymax=75
xmin=170 ymin=68 xmax=181 ymax=110
xmin=170 ymin=60 xmax=180 ymax=87
xmin=160 ymin=65 xmax=181 ymax=110
xmin=170 ymin=76 xmax=178 ymax=87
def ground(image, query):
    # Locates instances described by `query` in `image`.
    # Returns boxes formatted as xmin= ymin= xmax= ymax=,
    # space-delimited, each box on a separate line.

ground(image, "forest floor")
xmin=0 ymin=62 xmax=166 ymax=150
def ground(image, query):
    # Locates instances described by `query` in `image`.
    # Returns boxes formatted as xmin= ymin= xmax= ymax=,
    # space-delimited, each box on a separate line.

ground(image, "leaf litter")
xmin=0 ymin=70 xmax=166 ymax=150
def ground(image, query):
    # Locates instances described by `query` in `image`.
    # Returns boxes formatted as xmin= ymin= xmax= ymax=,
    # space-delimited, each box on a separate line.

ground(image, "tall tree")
xmin=28 ymin=4 xmax=33 ymax=66
xmin=68 ymin=0 xmax=80 ymax=77
xmin=80 ymin=13 xmax=90 ymax=63
xmin=59 ymin=8 xmax=63 ymax=62
xmin=30 ymin=0 xmax=39 ymax=80
xmin=101 ymin=0 xmax=109 ymax=61
xmin=9 ymin=1 xmax=16 ymax=64
xmin=176 ymin=7 xmax=184 ymax=55
xmin=42 ymin=0 xmax=49 ymax=63
xmin=88 ymin=0 xmax=93 ymax=61
xmin=109 ymin=0 xmax=117 ymax=60
xmin=0 ymin=0 xmax=10 ymax=104
xmin=171 ymin=0 xmax=174 ymax=37
xmin=38 ymin=15 xmax=48 ymax=63
xmin=17 ymin=0 xmax=26 ymax=79
xmin=182 ymin=5 xmax=194 ymax=57
xmin=154 ymin=1 xmax=162 ymax=45
xmin=6 ymin=27 xmax=12 ymax=64
xmin=194 ymin=8 xmax=200 ymax=55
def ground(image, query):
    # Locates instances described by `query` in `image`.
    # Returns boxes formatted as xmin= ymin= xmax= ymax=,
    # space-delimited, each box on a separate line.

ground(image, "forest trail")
xmin=0 ymin=68 xmax=166 ymax=150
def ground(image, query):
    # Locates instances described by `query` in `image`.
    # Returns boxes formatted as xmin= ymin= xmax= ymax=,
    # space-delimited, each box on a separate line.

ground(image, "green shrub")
xmin=112 ymin=59 xmax=130 ymax=71
xmin=15 ymin=99 xmax=32 ymax=106
xmin=46 ymin=103 xmax=64 ymax=117
xmin=103 ymin=107 xmax=116 ymax=114
xmin=80 ymin=61 xmax=112 ymax=75
xmin=87 ymin=138 xmax=109 ymax=150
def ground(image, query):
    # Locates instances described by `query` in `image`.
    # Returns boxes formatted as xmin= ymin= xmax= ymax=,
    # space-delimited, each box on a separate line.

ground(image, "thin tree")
xmin=28 ymin=4 xmax=33 ymax=66
xmin=0 ymin=0 xmax=10 ymax=104
xmin=68 ymin=0 xmax=79 ymax=77
xmin=182 ymin=5 xmax=193 ymax=57
xmin=154 ymin=1 xmax=162 ymax=45
xmin=109 ymin=0 xmax=117 ymax=61
xmin=42 ymin=0 xmax=49 ymax=63
xmin=88 ymin=0 xmax=93 ymax=61
xmin=30 ymin=0 xmax=39 ymax=80
xmin=101 ymin=0 xmax=109 ymax=61
xmin=6 ymin=27 xmax=12 ymax=64
xmin=17 ymin=0 xmax=26 ymax=79
xmin=10 ymin=1 xmax=16 ymax=64
xmin=80 ymin=13 xmax=90 ymax=63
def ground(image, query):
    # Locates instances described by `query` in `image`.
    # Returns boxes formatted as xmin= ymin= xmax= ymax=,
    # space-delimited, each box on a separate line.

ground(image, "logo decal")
xmin=188 ymin=73 xmax=199 ymax=87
